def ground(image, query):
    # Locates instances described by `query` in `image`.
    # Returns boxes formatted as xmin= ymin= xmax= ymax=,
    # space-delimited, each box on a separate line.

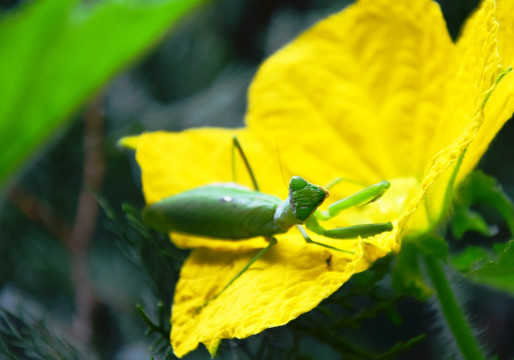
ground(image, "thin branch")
xmin=8 ymin=184 xmax=71 ymax=244
xmin=69 ymin=96 xmax=106 ymax=344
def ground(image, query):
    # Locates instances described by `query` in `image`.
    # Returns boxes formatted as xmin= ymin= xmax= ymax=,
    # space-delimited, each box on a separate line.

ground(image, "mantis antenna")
xmin=274 ymin=139 xmax=289 ymax=190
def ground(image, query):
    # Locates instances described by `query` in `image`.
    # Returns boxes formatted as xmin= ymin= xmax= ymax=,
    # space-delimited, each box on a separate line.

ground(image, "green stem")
xmin=424 ymin=255 xmax=485 ymax=360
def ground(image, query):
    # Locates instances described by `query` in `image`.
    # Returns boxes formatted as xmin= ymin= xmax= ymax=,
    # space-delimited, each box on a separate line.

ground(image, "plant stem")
xmin=424 ymin=254 xmax=485 ymax=360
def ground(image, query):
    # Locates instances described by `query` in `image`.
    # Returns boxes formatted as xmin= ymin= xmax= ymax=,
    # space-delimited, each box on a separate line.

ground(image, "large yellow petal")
xmin=127 ymin=0 xmax=512 ymax=357
xmin=169 ymin=176 xmax=413 ymax=356
xmin=168 ymin=0 xmax=469 ymax=355
xmin=171 ymin=231 xmax=377 ymax=357
xmin=243 ymin=0 xmax=506 ymax=236
xmin=458 ymin=0 xmax=514 ymax=180
xmin=131 ymin=129 xmax=409 ymax=357
xmin=246 ymin=0 xmax=455 ymax=183
xmin=400 ymin=0 xmax=507 ymax=234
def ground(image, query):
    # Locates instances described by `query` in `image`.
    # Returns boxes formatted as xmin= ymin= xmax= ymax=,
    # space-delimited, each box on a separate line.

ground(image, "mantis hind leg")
xmin=232 ymin=136 xmax=260 ymax=191
xmin=196 ymin=237 xmax=277 ymax=313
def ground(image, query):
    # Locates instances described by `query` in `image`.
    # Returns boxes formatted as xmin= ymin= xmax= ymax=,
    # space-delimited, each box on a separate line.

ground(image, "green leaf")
xmin=0 ymin=308 xmax=81 ymax=359
xmin=451 ymin=208 xmax=496 ymax=240
xmin=451 ymin=246 xmax=491 ymax=272
xmin=453 ymin=171 xmax=514 ymax=237
xmin=0 ymin=0 xmax=204 ymax=187
xmin=377 ymin=334 xmax=426 ymax=358
xmin=392 ymin=236 xmax=448 ymax=299
xmin=465 ymin=240 xmax=514 ymax=296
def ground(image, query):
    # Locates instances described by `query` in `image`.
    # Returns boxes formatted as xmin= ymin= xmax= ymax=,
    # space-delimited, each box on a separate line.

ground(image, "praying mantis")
xmin=142 ymin=137 xmax=393 ymax=306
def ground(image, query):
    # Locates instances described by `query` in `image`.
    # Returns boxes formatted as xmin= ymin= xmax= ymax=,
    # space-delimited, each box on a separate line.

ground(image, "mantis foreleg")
xmin=316 ymin=180 xmax=390 ymax=220
xmin=304 ymin=216 xmax=393 ymax=239
xmin=296 ymin=225 xmax=354 ymax=254
xmin=299 ymin=180 xmax=393 ymax=246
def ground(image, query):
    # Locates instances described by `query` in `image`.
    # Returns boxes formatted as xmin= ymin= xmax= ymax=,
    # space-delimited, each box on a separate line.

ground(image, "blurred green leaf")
xmin=377 ymin=334 xmax=426 ymax=359
xmin=0 ymin=308 xmax=81 ymax=360
xmin=453 ymin=171 xmax=514 ymax=237
xmin=451 ymin=245 xmax=491 ymax=272
xmin=451 ymin=208 xmax=496 ymax=240
xmin=392 ymin=236 xmax=448 ymax=300
xmin=0 ymin=0 xmax=204 ymax=187
xmin=465 ymin=240 xmax=514 ymax=296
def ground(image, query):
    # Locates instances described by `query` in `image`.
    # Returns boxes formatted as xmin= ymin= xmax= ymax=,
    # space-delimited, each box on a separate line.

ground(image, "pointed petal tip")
xmin=117 ymin=135 xmax=140 ymax=150
xmin=206 ymin=338 xmax=221 ymax=358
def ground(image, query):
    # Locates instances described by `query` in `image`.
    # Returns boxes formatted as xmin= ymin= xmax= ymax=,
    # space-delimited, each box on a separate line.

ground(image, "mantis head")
xmin=289 ymin=176 xmax=328 ymax=222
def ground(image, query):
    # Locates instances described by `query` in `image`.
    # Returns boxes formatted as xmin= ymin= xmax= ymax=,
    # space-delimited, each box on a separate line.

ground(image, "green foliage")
xmin=0 ymin=0 xmax=203 ymax=188
xmin=451 ymin=245 xmax=492 ymax=272
xmin=372 ymin=334 xmax=426 ymax=360
xmin=461 ymin=240 xmax=514 ymax=296
xmin=451 ymin=208 xmax=495 ymax=239
xmin=448 ymin=171 xmax=514 ymax=296
xmin=451 ymin=171 xmax=514 ymax=239
xmin=291 ymin=320 xmax=425 ymax=360
xmin=98 ymin=196 xmax=187 ymax=309
xmin=286 ymin=257 xmax=425 ymax=360
xmin=392 ymin=236 xmax=448 ymax=300
xmin=0 ymin=309 xmax=82 ymax=360
xmin=136 ymin=303 xmax=172 ymax=357
xmin=97 ymin=197 xmax=188 ymax=358
xmin=121 ymin=203 xmax=187 ymax=304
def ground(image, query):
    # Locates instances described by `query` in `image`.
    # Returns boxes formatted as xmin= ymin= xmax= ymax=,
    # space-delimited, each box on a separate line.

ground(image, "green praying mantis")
xmin=142 ymin=137 xmax=393 ymax=307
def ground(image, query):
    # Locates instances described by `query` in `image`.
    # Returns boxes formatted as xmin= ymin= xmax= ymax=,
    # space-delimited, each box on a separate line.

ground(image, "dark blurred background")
xmin=2 ymin=0 xmax=514 ymax=359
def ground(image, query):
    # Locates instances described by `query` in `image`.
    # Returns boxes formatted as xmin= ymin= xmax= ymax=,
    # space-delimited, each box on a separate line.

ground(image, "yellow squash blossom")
xmin=122 ymin=0 xmax=514 ymax=357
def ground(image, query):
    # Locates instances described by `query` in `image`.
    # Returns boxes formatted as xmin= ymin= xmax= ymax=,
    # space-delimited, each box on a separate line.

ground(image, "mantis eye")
xmin=289 ymin=176 xmax=308 ymax=191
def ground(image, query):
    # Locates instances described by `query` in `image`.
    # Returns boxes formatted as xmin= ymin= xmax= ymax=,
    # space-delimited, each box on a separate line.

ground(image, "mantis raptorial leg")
xmin=316 ymin=180 xmax=390 ymax=221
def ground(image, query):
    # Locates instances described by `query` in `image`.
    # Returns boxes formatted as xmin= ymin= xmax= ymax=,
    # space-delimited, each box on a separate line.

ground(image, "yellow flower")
xmin=122 ymin=0 xmax=514 ymax=357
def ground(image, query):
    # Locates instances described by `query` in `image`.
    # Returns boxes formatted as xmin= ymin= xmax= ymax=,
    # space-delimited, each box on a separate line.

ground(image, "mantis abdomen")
xmin=142 ymin=185 xmax=286 ymax=240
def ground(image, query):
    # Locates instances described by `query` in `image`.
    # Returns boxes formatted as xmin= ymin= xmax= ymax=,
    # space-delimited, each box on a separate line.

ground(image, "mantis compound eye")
xmin=289 ymin=176 xmax=309 ymax=192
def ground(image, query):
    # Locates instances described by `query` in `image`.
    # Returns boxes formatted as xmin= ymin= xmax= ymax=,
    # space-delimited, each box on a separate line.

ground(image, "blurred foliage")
xmin=451 ymin=171 xmax=514 ymax=238
xmin=0 ymin=0 xmax=203 ymax=187
xmin=461 ymin=240 xmax=514 ymax=296
xmin=0 ymin=309 xmax=83 ymax=360
xmin=0 ymin=0 xmax=513 ymax=359
xmin=451 ymin=245 xmax=493 ymax=272
xmin=392 ymin=236 xmax=449 ymax=301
